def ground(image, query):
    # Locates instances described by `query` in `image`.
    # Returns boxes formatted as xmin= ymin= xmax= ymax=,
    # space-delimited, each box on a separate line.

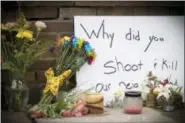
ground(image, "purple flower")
xmin=70 ymin=35 xmax=75 ymax=41
xmin=48 ymin=46 xmax=56 ymax=52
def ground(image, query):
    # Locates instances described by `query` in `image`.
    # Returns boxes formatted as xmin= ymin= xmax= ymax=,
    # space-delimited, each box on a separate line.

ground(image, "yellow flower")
xmin=114 ymin=90 xmax=124 ymax=96
xmin=57 ymin=36 xmax=70 ymax=46
xmin=153 ymin=89 xmax=159 ymax=95
xmin=16 ymin=30 xmax=33 ymax=40
xmin=77 ymin=38 xmax=84 ymax=49
xmin=1 ymin=24 xmax=8 ymax=30
xmin=63 ymin=36 xmax=70 ymax=41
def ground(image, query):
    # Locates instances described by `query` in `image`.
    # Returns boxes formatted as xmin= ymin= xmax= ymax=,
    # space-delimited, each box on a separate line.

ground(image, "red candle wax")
xmin=124 ymin=107 xmax=142 ymax=114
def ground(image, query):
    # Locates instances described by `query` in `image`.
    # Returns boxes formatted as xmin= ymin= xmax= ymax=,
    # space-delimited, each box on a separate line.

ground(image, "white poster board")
xmin=74 ymin=16 xmax=184 ymax=104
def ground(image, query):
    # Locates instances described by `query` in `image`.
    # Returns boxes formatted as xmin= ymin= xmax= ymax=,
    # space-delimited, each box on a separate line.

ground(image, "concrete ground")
xmin=36 ymin=108 xmax=185 ymax=123
xmin=1 ymin=111 xmax=32 ymax=123
xmin=2 ymin=107 xmax=185 ymax=123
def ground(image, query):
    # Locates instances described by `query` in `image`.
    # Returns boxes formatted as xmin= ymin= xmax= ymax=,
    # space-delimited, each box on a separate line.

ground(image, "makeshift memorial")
xmin=1 ymin=12 xmax=52 ymax=111
xmin=28 ymin=35 xmax=96 ymax=118
xmin=153 ymin=78 xmax=183 ymax=112
xmin=123 ymin=91 xmax=143 ymax=114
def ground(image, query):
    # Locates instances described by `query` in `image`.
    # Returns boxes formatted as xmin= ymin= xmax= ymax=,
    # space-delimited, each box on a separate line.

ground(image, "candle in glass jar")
xmin=123 ymin=91 xmax=143 ymax=114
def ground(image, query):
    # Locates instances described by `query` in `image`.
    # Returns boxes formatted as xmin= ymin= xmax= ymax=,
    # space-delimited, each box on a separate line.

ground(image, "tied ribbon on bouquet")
xmin=43 ymin=68 xmax=72 ymax=96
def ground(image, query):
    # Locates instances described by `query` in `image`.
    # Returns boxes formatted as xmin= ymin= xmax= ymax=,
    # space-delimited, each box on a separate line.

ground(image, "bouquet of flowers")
xmin=153 ymin=78 xmax=183 ymax=111
xmin=142 ymin=71 xmax=160 ymax=107
xmin=30 ymin=88 xmax=92 ymax=118
xmin=1 ymin=12 xmax=53 ymax=111
xmin=145 ymin=71 xmax=159 ymax=90
xmin=28 ymin=35 xmax=96 ymax=118
xmin=105 ymin=90 xmax=124 ymax=108
xmin=1 ymin=12 xmax=52 ymax=78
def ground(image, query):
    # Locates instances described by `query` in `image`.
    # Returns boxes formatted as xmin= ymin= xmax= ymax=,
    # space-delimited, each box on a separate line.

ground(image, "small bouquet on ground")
xmin=1 ymin=12 xmax=53 ymax=111
xmin=105 ymin=90 xmax=124 ymax=108
xmin=145 ymin=71 xmax=159 ymax=90
xmin=59 ymin=89 xmax=93 ymax=117
xmin=30 ymin=88 xmax=92 ymax=118
xmin=28 ymin=35 xmax=96 ymax=118
xmin=153 ymin=78 xmax=183 ymax=111
xmin=143 ymin=71 xmax=160 ymax=107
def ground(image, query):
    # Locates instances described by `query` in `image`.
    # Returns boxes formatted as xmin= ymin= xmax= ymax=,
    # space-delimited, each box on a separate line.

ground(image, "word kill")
xmin=153 ymin=59 xmax=178 ymax=71
xmin=80 ymin=20 xmax=115 ymax=48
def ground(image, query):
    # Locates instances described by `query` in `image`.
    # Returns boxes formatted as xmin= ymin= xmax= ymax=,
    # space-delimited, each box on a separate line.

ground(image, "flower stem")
xmin=38 ymin=93 xmax=48 ymax=104
xmin=46 ymin=95 xmax=53 ymax=104
xmin=35 ymin=30 xmax=40 ymax=42
xmin=15 ymin=89 xmax=21 ymax=110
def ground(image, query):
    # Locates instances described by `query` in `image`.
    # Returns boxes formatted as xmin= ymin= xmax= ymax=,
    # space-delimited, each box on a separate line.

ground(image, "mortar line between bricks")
xmin=35 ymin=71 xmax=38 ymax=81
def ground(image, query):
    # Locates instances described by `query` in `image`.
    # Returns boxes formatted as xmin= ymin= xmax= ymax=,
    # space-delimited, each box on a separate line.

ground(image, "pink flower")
xmin=160 ymin=79 xmax=169 ymax=86
xmin=61 ymin=99 xmax=89 ymax=117
xmin=73 ymin=99 xmax=89 ymax=117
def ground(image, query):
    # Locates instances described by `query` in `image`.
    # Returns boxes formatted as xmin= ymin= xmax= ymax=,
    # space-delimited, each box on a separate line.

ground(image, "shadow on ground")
xmin=155 ymin=107 xmax=185 ymax=123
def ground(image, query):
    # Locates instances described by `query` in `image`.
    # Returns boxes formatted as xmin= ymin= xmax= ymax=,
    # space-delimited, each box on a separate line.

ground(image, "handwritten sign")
xmin=74 ymin=16 xmax=184 ymax=104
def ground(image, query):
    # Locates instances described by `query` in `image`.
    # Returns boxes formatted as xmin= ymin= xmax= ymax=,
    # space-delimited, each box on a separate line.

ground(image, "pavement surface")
xmin=36 ymin=108 xmax=185 ymax=123
xmin=2 ymin=108 xmax=185 ymax=123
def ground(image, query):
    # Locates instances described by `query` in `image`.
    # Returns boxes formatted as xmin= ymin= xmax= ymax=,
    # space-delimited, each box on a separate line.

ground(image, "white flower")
xmin=17 ymin=80 xmax=24 ymax=89
xmin=139 ymin=82 xmax=150 ymax=93
xmin=35 ymin=21 xmax=47 ymax=30
xmin=11 ymin=80 xmax=17 ymax=89
xmin=139 ymin=83 xmax=150 ymax=100
xmin=5 ymin=22 xmax=16 ymax=28
xmin=171 ymin=85 xmax=178 ymax=90
xmin=155 ymin=84 xmax=171 ymax=100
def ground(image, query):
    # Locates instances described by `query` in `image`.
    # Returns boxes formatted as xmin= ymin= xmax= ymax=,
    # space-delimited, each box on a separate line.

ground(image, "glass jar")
xmin=163 ymin=105 xmax=175 ymax=112
xmin=6 ymin=79 xmax=29 ymax=112
xmin=123 ymin=91 xmax=143 ymax=114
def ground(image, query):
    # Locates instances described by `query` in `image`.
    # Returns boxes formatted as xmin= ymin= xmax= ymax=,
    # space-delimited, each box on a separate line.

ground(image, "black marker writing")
xmin=119 ymin=81 xmax=139 ymax=90
xmin=153 ymin=59 xmax=178 ymax=71
xmin=153 ymin=59 xmax=158 ymax=69
xmin=144 ymin=35 xmax=164 ymax=52
xmin=103 ymin=56 xmax=143 ymax=74
xmin=162 ymin=59 xmax=178 ymax=70
xmin=95 ymin=83 xmax=111 ymax=93
xmin=125 ymin=28 xmax=140 ymax=41
xmin=104 ymin=61 xmax=116 ymax=74
xmin=80 ymin=20 xmax=115 ymax=48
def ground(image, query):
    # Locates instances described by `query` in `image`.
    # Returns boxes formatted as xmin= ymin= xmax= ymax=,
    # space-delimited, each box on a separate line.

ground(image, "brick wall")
xmin=1 ymin=1 xmax=184 ymax=104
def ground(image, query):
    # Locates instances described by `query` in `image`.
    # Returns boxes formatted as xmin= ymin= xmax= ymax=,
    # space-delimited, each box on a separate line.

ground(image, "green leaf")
xmin=177 ymin=87 xmax=182 ymax=94
xmin=55 ymin=92 xmax=67 ymax=113
xmin=2 ymin=62 xmax=12 ymax=70
xmin=28 ymin=104 xmax=39 ymax=113
xmin=47 ymin=105 xmax=58 ymax=118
